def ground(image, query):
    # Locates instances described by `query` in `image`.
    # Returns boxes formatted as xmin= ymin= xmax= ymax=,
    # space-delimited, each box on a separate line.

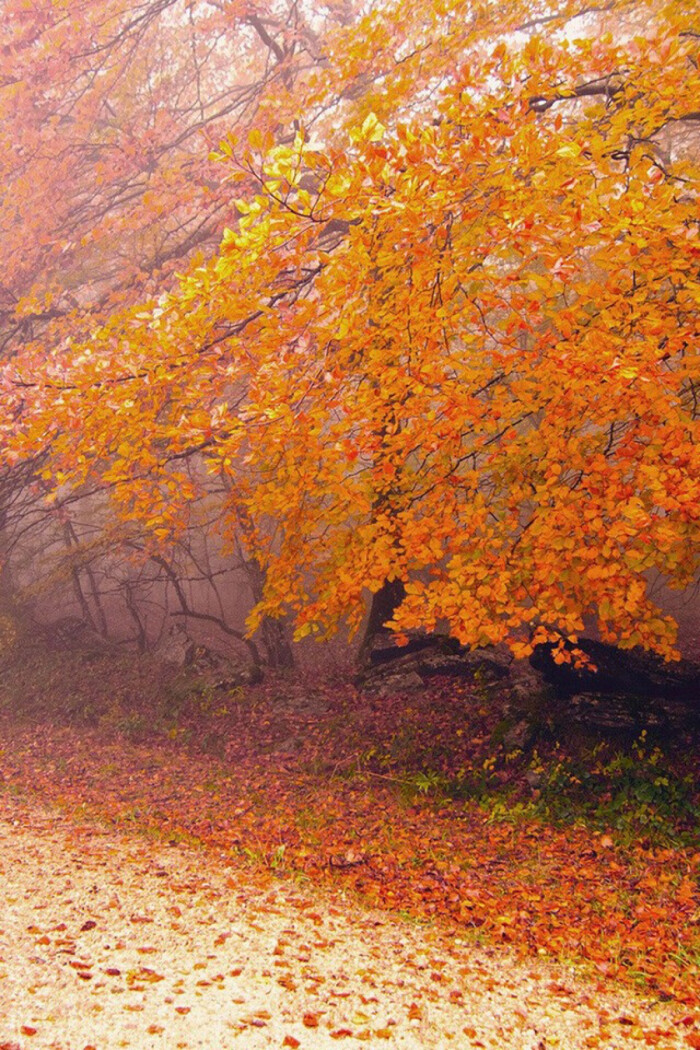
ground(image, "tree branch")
xmin=529 ymin=76 xmax=623 ymax=112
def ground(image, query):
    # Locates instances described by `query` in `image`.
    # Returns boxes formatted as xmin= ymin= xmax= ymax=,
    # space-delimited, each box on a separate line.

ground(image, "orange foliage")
xmin=2 ymin=0 xmax=699 ymax=655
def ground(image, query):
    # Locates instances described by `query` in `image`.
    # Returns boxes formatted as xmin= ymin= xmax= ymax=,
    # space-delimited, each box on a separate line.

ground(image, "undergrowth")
xmin=480 ymin=736 xmax=699 ymax=847
xmin=2 ymin=639 xmax=698 ymax=851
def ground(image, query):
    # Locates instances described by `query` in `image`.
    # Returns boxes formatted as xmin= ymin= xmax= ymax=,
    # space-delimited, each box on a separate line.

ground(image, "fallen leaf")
xmin=136 ymin=968 xmax=164 ymax=984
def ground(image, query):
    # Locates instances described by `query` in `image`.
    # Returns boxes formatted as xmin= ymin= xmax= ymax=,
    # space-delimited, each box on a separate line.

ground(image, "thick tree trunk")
xmin=259 ymin=614 xmax=295 ymax=670
xmin=242 ymin=558 xmax=295 ymax=669
xmin=358 ymin=578 xmax=406 ymax=666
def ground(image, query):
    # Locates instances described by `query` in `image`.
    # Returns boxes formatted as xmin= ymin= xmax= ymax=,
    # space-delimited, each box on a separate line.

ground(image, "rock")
xmin=35 ymin=617 xmax=104 ymax=652
xmin=362 ymin=669 xmax=426 ymax=697
xmin=294 ymin=696 xmax=333 ymax=718
xmin=192 ymin=646 xmax=263 ymax=688
xmin=530 ymin=639 xmax=700 ymax=730
xmin=156 ymin=624 xmax=196 ymax=667
xmin=568 ymin=693 xmax=641 ymax=731
xmin=506 ymin=660 xmax=552 ymax=706
xmin=159 ymin=635 xmax=262 ymax=685
xmin=364 ymin=634 xmax=513 ymax=680
xmin=530 ymin=638 xmax=700 ymax=700
xmin=503 ymin=719 xmax=536 ymax=751
xmin=357 ymin=633 xmax=553 ymax=714
xmin=421 ymin=647 xmax=513 ymax=682
xmin=525 ymin=769 xmax=542 ymax=789
xmin=367 ymin=633 xmax=457 ymax=667
xmin=358 ymin=633 xmax=517 ymax=695
xmin=356 ymin=631 xmax=700 ymax=735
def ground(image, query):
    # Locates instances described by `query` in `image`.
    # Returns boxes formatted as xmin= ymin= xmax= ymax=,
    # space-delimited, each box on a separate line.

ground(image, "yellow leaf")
xmin=555 ymin=143 xmax=581 ymax=159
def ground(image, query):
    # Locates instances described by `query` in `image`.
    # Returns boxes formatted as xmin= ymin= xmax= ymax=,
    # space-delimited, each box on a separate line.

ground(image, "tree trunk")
xmin=260 ymin=614 xmax=295 ymax=670
xmin=358 ymin=578 xmax=406 ymax=666
xmin=242 ymin=556 xmax=295 ymax=669
xmin=228 ymin=500 xmax=296 ymax=670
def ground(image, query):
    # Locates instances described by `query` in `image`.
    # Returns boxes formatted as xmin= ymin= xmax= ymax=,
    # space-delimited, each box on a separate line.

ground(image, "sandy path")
xmin=0 ymin=794 xmax=690 ymax=1049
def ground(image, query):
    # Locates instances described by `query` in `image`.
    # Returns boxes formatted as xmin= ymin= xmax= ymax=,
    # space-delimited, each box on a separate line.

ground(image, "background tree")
xmin=0 ymin=0 xmax=358 ymax=660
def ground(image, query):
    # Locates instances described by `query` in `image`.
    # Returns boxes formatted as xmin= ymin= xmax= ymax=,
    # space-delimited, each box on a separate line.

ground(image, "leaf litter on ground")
xmin=0 ymin=647 xmax=698 ymax=1046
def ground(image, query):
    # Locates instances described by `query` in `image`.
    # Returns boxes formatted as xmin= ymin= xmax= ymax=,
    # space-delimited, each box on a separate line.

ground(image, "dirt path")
xmin=0 ymin=794 xmax=691 ymax=1050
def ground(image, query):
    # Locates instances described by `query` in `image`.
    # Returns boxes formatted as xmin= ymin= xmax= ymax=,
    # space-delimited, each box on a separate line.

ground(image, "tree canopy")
xmin=2 ymin=0 xmax=699 ymax=660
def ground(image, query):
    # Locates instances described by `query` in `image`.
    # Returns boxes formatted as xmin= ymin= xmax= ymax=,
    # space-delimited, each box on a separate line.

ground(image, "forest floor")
xmin=0 ymin=643 xmax=699 ymax=1048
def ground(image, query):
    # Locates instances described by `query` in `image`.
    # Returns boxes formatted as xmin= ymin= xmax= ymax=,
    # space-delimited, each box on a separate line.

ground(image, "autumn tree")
xmin=0 ymin=0 xmax=355 ymax=661
xmin=3 ymin=0 xmax=699 ymax=662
